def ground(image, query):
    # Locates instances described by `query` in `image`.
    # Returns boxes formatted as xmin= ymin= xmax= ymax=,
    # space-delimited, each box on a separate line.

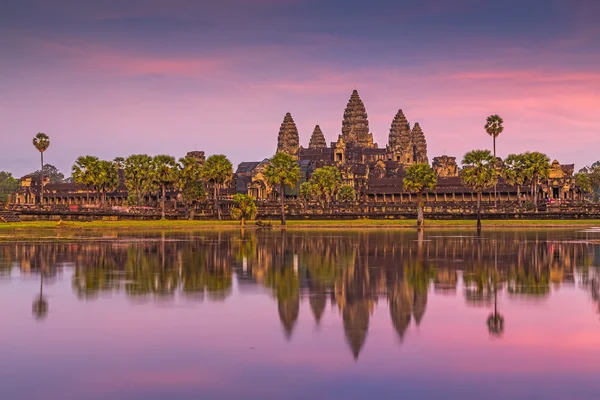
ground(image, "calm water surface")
xmin=1 ymin=229 xmax=600 ymax=400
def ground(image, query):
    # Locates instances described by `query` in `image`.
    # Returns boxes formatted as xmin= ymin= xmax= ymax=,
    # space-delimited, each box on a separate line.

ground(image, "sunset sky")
xmin=1 ymin=0 xmax=599 ymax=177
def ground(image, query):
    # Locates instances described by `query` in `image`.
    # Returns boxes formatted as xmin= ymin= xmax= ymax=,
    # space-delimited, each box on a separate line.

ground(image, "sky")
xmin=1 ymin=0 xmax=599 ymax=177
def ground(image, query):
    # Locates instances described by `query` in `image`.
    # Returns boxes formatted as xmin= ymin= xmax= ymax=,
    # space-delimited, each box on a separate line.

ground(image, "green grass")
xmin=1 ymin=218 xmax=600 ymax=233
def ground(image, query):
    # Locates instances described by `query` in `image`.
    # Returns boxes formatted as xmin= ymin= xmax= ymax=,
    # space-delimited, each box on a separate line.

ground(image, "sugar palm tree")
xmin=32 ymin=133 xmax=50 ymax=204
xmin=462 ymin=150 xmax=498 ymax=231
xmin=177 ymin=155 xmax=205 ymax=219
xmin=152 ymin=155 xmax=179 ymax=219
xmin=485 ymin=115 xmax=503 ymax=207
xmin=403 ymin=163 xmax=437 ymax=228
xmin=202 ymin=154 xmax=233 ymax=220
xmin=523 ymin=151 xmax=550 ymax=210
xmin=230 ymin=194 xmax=257 ymax=226
xmin=264 ymin=152 xmax=300 ymax=226
xmin=72 ymin=155 xmax=99 ymax=204
xmin=502 ymin=153 xmax=530 ymax=208
xmin=93 ymin=160 xmax=120 ymax=205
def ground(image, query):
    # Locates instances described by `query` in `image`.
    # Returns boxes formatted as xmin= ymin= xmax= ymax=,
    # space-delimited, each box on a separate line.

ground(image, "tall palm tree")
xmin=403 ymin=163 xmax=437 ymax=228
xmin=177 ymin=155 xmax=205 ymax=219
xmin=485 ymin=115 xmax=503 ymax=207
xmin=32 ymin=133 xmax=50 ymax=205
xmin=502 ymin=153 xmax=530 ymax=208
xmin=72 ymin=155 xmax=99 ymax=204
xmin=462 ymin=150 xmax=498 ymax=231
xmin=152 ymin=155 xmax=179 ymax=219
xmin=93 ymin=160 xmax=120 ymax=205
xmin=123 ymin=154 xmax=155 ymax=206
xmin=202 ymin=155 xmax=233 ymax=220
xmin=523 ymin=151 xmax=550 ymax=210
xmin=264 ymin=152 xmax=300 ymax=226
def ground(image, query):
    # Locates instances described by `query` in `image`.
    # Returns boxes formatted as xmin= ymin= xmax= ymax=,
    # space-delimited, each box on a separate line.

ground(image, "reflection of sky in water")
xmin=1 ymin=229 xmax=600 ymax=400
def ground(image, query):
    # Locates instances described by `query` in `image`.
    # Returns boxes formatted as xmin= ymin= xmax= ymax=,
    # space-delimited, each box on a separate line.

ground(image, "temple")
xmin=235 ymin=89 xmax=578 ymax=204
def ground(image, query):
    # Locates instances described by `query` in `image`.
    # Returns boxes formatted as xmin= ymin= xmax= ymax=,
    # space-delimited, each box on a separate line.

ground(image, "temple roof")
xmin=341 ymin=90 xmax=373 ymax=147
xmin=277 ymin=112 xmax=300 ymax=156
xmin=388 ymin=109 xmax=411 ymax=148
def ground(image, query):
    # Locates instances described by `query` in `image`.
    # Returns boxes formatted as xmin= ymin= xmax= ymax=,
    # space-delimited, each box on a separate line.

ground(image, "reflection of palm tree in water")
xmin=32 ymin=272 xmax=48 ymax=320
xmin=487 ymin=285 xmax=504 ymax=337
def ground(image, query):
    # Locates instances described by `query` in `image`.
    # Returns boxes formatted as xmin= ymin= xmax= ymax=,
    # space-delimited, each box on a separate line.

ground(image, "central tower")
xmin=341 ymin=90 xmax=376 ymax=148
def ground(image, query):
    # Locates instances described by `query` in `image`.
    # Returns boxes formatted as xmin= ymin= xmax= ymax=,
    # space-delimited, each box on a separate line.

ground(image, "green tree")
xmin=152 ymin=155 xmax=179 ymax=219
xmin=177 ymin=155 xmax=206 ymax=219
xmin=264 ymin=152 xmax=300 ymax=225
xmin=462 ymin=150 xmax=498 ymax=231
xmin=523 ymin=151 xmax=550 ymax=209
xmin=575 ymin=172 xmax=592 ymax=201
xmin=485 ymin=115 xmax=503 ymax=207
xmin=92 ymin=160 xmax=120 ymax=205
xmin=124 ymin=154 xmax=155 ymax=206
xmin=502 ymin=153 xmax=530 ymax=207
xmin=230 ymin=194 xmax=258 ymax=226
xmin=32 ymin=133 xmax=50 ymax=204
xmin=202 ymin=155 xmax=233 ymax=220
xmin=337 ymin=185 xmax=356 ymax=202
xmin=72 ymin=155 xmax=99 ymax=204
xmin=113 ymin=157 xmax=125 ymax=168
xmin=403 ymin=163 xmax=437 ymax=227
xmin=299 ymin=182 xmax=316 ymax=202
xmin=308 ymin=166 xmax=342 ymax=207
xmin=0 ymin=172 xmax=19 ymax=203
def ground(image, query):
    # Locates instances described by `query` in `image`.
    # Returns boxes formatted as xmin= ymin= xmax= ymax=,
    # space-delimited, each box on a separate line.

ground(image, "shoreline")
xmin=1 ymin=219 xmax=600 ymax=232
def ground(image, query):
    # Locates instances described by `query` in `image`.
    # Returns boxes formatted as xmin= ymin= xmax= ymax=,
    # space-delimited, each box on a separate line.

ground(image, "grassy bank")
xmin=1 ymin=219 xmax=600 ymax=232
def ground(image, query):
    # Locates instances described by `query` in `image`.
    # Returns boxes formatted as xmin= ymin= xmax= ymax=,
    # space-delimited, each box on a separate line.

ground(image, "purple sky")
xmin=1 ymin=0 xmax=599 ymax=177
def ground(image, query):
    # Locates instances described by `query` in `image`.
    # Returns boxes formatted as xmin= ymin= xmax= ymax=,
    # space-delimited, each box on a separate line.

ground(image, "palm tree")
xmin=462 ymin=150 xmax=498 ymax=231
xmin=152 ymin=155 xmax=179 ymax=219
xmin=72 ymin=155 xmax=99 ymax=204
xmin=403 ymin=163 xmax=437 ymax=228
xmin=177 ymin=155 xmax=205 ymax=219
xmin=32 ymin=133 xmax=50 ymax=204
xmin=523 ymin=151 xmax=550 ymax=209
xmin=93 ymin=160 xmax=120 ymax=205
xmin=485 ymin=115 xmax=503 ymax=207
xmin=308 ymin=166 xmax=342 ymax=207
xmin=231 ymin=194 xmax=258 ymax=226
xmin=502 ymin=153 xmax=530 ymax=208
xmin=202 ymin=155 xmax=233 ymax=220
xmin=264 ymin=152 xmax=300 ymax=225
xmin=123 ymin=154 xmax=155 ymax=206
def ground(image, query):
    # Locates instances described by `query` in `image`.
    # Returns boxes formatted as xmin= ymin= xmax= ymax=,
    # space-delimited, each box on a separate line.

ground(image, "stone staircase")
xmin=0 ymin=211 xmax=21 ymax=223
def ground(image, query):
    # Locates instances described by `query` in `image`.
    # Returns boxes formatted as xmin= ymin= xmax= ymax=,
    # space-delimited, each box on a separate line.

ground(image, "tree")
xmin=403 ymin=163 xmax=437 ymax=228
xmin=337 ymin=185 xmax=356 ymax=202
xmin=32 ymin=133 xmax=50 ymax=204
xmin=462 ymin=150 xmax=498 ymax=231
xmin=579 ymin=161 xmax=600 ymax=202
xmin=575 ymin=172 xmax=592 ymax=201
xmin=0 ymin=172 xmax=19 ymax=203
xmin=230 ymin=194 xmax=257 ymax=226
xmin=485 ymin=115 xmax=503 ymax=207
xmin=308 ymin=166 xmax=342 ymax=207
xmin=72 ymin=155 xmax=99 ymax=204
xmin=124 ymin=154 xmax=155 ymax=206
xmin=92 ymin=160 xmax=120 ymax=205
xmin=113 ymin=157 xmax=125 ymax=169
xmin=264 ymin=152 xmax=300 ymax=225
xmin=152 ymin=155 xmax=179 ymax=219
xmin=27 ymin=164 xmax=65 ymax=184
xmin=177 ymin=155 xmax=206 ymax=219
xmin=202 ymin=155 xmax=233 ymax=220
xmin=502 ymin=153 xmax=530 ymax=207
xmin=523 ymin=151 xmax=550 ymax=209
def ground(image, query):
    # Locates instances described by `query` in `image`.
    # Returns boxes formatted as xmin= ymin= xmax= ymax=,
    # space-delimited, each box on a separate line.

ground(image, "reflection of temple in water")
xmin=1 ymin=229 xmax=599 ymax=359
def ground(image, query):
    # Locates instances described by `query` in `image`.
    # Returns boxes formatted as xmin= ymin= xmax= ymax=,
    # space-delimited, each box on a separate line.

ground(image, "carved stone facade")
xmin=432 ymin=156 xmax=459 ymax=177
xmin=541 ymin=160 xmax=576 ymax=200
xmin=341 ymin=90 xmax=375 ymax=149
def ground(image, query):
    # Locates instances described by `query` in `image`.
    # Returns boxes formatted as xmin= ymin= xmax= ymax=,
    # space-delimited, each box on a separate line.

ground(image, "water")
xmin=1 ymin=229 xmax=600 ymax=400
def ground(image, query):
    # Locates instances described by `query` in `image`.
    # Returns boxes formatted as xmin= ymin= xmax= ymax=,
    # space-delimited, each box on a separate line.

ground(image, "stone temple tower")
xmin=309 ymin=125 xmax=327 ymax=149
xmin=387 ymin=109 xmax=428 ymax=166
xmin=277 ymin=112 xmax=300 ymax=158
xmin=341 ymin=90 xmax=376 ymax=148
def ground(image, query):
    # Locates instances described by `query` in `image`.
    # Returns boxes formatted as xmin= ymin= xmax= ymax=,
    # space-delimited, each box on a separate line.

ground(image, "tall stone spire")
xmin=308 ymin=125 xmax=327 ymax=149
xmin=411 ymin=123 xmax=428 ymax=164
xmin=388 ymin=109 xmax=411 ymax=149
xmin=277 ymin=112 xmax=300 ymax=158
xmin=341 ymin=90 xmax=375 ymax=148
